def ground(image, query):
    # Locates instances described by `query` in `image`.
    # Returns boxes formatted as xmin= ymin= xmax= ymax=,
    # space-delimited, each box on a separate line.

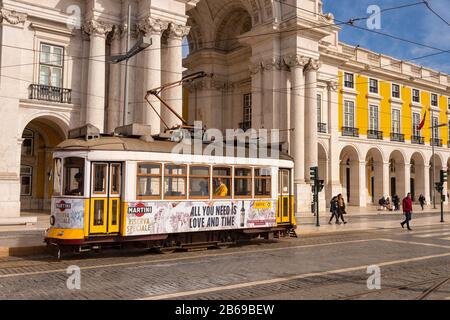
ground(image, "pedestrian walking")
xmin=329 ymin=196 xmax=340 ymax=224
xmin=401 ymin=193 xmax=413 ymax=231
xmin=418 ymin=194 xmax=426 ymax=211
xmin=393 ymin=195 xmax=400 ymax=211
xmin=337 ymin=194 xmax=347 ymax=224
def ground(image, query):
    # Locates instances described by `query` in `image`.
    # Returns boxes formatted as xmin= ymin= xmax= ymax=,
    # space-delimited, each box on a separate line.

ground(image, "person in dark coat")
xmin=337 ymin=194 xmax=347 ymax=224
xmin=418 ymin=194 xmax=426 ymax=211
xmin=329 ymin=196 xmax=340 ymax=224
xmin=392 ymin=195 xmax=400 ymax=211
xmin=401 ymin=193 xmax=413 ymax=231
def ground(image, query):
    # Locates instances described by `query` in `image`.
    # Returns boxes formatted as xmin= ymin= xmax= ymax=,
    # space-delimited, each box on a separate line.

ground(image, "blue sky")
xmin=323 ymin=0 xmax=450 ymax=73
xmin=183 ymin=1 xmax=449 ymax=74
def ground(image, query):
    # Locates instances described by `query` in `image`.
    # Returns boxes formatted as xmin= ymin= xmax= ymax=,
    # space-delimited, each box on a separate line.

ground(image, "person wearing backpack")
xmin=401 ymin=193 xmax=413 ymax=231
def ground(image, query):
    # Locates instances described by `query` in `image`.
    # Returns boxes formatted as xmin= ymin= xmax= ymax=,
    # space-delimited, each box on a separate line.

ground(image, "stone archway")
xmin=20 ymin=116 xmax=67 ymax=212
xmin=366 ymin=147 xmax=385 ymax=204
xmin=411 ymin=152 xmax=426 ymax=202
xmin=389 ymin=150 xmax=407 ymax=199
xmin=339 ymin=145 xmax=362 ymax=206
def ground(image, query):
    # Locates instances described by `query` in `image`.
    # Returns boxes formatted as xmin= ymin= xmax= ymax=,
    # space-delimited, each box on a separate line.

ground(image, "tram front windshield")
xmin=60 ymin=157 xmax=85 ymax=197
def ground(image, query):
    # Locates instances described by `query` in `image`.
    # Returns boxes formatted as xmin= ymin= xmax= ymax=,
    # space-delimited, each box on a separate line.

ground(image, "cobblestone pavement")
xmin=2 ymin=222 xmax=450 ymax=300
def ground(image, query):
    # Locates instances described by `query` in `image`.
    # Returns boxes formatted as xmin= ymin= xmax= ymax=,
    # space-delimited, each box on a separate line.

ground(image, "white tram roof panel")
xmin=54 ymin=136 xmax=293 ymax=161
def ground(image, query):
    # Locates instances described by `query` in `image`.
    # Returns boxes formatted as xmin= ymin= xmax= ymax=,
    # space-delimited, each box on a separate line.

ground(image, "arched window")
xmin=21 ymin=129 xmax=34 ymax=157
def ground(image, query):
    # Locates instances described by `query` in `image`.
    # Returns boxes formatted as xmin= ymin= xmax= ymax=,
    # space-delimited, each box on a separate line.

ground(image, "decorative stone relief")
xmin=262 ymin=57 xmax=283 ymax=71
xmin=327 ymin=81 xmax=339 ymax=92
xmin=283 ymin=55 xmax=310 ymax=70
xmin=167 ymin=23 xmax=191 ymax=40
xmin=0 ymin=8 xmax=27 ymax=25
xmin=305 ymin=58 xmax=321 ymax=72
xmin=137 ymin=17 xmax=169 ymax=36
xmin=249 ymin=62 xmax=263 ymax=75
xmin=83 ymin=20 xmax=113 ymax=38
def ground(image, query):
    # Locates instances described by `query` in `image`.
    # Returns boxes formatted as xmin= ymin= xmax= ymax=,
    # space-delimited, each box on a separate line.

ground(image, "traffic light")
xmin=435 ymin=182 xmax=444 ymax=193
xmin=318 ymin=180 xmax=325 ymax=192
xmin=310 ymin=166 xmax=318 ymax=182
xmin=441 ymin=170 xmax=448 ymax=183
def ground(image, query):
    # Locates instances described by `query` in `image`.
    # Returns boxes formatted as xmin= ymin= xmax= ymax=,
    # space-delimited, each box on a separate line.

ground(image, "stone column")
xmin=161 ymin=23 xmax=190 ymax=129
xmin=404 ymin=163 xmax=411 ymax=197
xmin=424 ymin=164 xmax=431 ymax=205
xmin=107 ymin=26 xmax=121 ymax=133
xmin=284 ymin=55 xmax=309 ymax=213
xmin=382 ymin=161 xmax=390 ymax=198
xmin=84 ymin=20 xmax=113 ymax=133
xmin=304 ymin=59 xmax=321 ymax=182
xmin=326 ymin=81 xmax=341 ymax=199
xmin=138 ymin=17 xmax=169 ymax=135
xmin=358 ymin=160 xmax=367 ymax=207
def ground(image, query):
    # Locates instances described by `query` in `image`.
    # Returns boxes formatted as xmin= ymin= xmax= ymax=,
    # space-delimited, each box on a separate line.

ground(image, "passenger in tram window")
xmin=214 ymin=178 xmax=228 ymax=197
xmin=199 ymin=180 xmax=209 ymax=197
xmin=70 ymin=172 xmax=84 ymax=196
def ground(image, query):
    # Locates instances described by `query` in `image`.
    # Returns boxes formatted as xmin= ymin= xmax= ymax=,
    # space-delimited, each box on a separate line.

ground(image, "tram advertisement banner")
xmin=51 ymin=198 xmax=85 ymax=229
xmin=125 ymin=200 xmax=277 ymax=236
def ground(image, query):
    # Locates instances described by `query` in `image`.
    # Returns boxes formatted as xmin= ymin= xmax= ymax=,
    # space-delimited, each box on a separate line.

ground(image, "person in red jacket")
xmin=401 ymin=193 xmax=413 ymax=231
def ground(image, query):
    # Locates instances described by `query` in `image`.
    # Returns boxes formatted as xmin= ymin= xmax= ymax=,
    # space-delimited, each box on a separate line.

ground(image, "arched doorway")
xmin=20 ymin=116 xmax=66 ymax=212
xmin=388 ymin=150 xmax=407 ymax=199
xmin=365 ymin=148 xmax=384 ymax=204
xmin=318 ymin=142 xmax=328 ymax=207
xmin=410 ymin=152 xmax=426 ymax=202
xmin=339 ymin=145 xmax=361 ymax=206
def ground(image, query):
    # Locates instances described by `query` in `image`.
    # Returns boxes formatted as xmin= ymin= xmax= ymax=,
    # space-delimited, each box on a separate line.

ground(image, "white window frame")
xmin=391 ymin=108 xmax=401 ymax=135
xmin=243 ymin=93 xmax=252 ymax=127
xmin=431 ymin=93 xmax=438 ymax=108
xmin=432 ymin=116 xmax=440 ymax=139
xmin=343 ymin=100 xmax=355 ymax=128
xmin=412 ymin=112 xmax=421 ymax=137
xmin=412 ymin=88 xmax=420 ymax=103
xmin=391 ymin=83 xmax=401 ymax=99
xmin=369 ymin=104 xmax=379 ymax=131
xmin=39 ymin=43 xmax=64 ymax=88
xmin=369 ymin=78 xmax=379 ymax=94
xmin=20 ymin=165 xmax=33 ymax=196
xmin=317 ymin=93 xmax=322 ymax=124
xmin=344 ymin=72 xmax=354 ymax=89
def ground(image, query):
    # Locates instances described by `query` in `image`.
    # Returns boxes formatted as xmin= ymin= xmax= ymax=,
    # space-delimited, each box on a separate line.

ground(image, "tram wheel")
xmin=155 ymin=247 xmax=177 ymax=254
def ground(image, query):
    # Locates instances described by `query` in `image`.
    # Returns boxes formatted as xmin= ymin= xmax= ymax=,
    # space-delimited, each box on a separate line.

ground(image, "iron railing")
xmin=411 ymin=135 xmax=425 ymax=145
xmin=390 ymin=133 xmax=405 ymax=142
xmin=318 ymin=123 xmax=327 ymax=133
xmin=367 ymin=130 xmax=383 ymax=140
xmin=431 ymin=138 xmax=443 ymax=147
xmin=342 ymin=127 xmax=359 ymax=137
xmin=28 ymin=84 xmax=72 ymax=104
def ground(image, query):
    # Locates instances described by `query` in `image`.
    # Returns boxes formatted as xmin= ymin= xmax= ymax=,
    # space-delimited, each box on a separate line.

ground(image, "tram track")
xmin=338 ymin=276 xmax=450 ymax=300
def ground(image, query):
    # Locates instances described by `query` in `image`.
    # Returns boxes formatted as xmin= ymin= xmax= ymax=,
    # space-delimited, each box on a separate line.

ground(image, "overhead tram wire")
xmin=423 ymin=0 xmax=450 ymax=27
xmin=0 ymin=0 xmax=443 ymax=74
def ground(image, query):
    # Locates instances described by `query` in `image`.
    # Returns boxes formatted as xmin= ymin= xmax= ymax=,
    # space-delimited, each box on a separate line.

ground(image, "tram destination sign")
xmin=125 ymin=200 xmax=276 ymax=236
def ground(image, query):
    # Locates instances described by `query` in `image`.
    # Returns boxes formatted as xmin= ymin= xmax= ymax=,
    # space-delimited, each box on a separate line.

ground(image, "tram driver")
xmin=68 ymin=172 xmax=84 ymax=196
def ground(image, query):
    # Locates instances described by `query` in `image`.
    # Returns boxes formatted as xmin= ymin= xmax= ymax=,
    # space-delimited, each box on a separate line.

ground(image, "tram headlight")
xmin=50 ymin=215 xmax=55 ymax=226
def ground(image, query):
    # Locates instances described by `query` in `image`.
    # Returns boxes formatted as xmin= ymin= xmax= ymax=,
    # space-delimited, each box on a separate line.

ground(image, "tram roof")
xmin=54 ymin=136 xmax=293 ymax=161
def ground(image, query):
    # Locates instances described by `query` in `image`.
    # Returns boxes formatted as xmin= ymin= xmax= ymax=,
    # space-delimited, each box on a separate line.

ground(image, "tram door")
xmin=90 ymin=162 xmax=122 ymax=234
xmin=277 ymin=169 xmax=292 ymax=224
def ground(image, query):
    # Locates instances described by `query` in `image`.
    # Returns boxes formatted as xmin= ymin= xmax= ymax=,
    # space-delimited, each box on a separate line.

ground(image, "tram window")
xmin=137 ymin=163 xmax=161 ymax=199
xmin=110 ymin=164 xmax=121 ymax=195
xmin=189 ymin=166 xmax=210 ymax=199
xmin=53 ymin=158 xmax=62 ymax=196
xmin=234 ymin=168 xmax=252 ymax=198
xmin=63 ymin=157 xmax=84 ymax=196
xmin=164 ymin=164 xmax=187 ymax=199
xmin=255 ymin=168 xmax=272 ymax=198
xmin=213 ymin=167 xmax=231 ymax=198
xmin=93 ymin=163 xmax=107 ymax=194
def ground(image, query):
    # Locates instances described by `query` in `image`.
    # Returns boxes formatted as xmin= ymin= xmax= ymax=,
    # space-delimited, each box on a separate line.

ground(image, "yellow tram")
xmin=45 ymin=125 xmax=296 ymax=258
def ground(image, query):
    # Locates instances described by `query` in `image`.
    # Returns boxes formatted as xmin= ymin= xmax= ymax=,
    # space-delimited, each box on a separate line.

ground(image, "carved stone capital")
xmin=167 ymin=23 xmax=191 ymax=40
xmin=137 ymin=17 xmax=169 ymax=36
xmin=249 ymin=62 xmax=263 ymax=75
xmin=262 ymin=57 xmax=283 ymax=71
xmin=83 ymin=20 xmax=113 ymax=38
xmin=327 ymin=81 xmax=339 ymax=92
xmin=305 ymin=58 xmax=321 ymax=72
xmin=107 ymin=25 xmax=122 ymax=43
xmin=283 ymin=55 xmax=310 ymax=69
xmin=0 ymin=8 xmax=27 ymax=25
